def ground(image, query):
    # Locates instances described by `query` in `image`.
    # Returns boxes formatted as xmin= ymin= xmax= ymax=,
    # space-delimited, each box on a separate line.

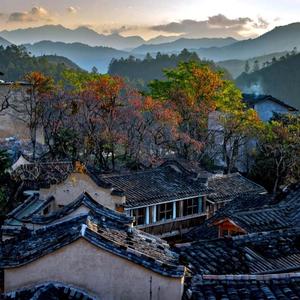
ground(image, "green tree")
xmin=251 ymin=114 xmax=300 ymax=193
xmin=216 ymin=81 xmax=263 ymax=173
xmin=148 ymin=61 xmax=225 ymax=160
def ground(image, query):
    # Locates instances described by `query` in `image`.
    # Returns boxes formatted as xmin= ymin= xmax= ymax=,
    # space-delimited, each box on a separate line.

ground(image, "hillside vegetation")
xmin=236 ymin=52 xmax=300 ymax=109
xmin=0 ymin=45 xmax=80 ymax=82
xmin=108 ymin=49 xmax=231 ymax=90
xmin=218 ymin=51 xmax=287 ymax=78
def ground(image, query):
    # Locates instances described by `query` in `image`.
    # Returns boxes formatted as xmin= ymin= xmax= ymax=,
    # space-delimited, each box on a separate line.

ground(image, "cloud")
xmin=67 ymin=6 xmax=78 ymax=14
xmin=150 ymin=14 xmax=269 ymax=38
xmin=253 ymin=17 xmax=269 ymax=29
xmin=8 ymin=6 xmax=52 ymax=23
xmin=103 ymin=25 xmax=139 ymax=35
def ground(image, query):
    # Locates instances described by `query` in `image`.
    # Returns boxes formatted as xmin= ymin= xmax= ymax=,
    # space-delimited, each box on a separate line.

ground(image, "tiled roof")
xmin=3 ymin=282 xmax=96 ymax=300
xmin=95 ymin=161 xmax=211 ymax=208
xmin=186 ymin=184 xmax=300 ymax=241
xmin=242 ymin=94 xmax=298 ymax=111
xmin=207 ymin=173 xmax=267 ymax=203
xmin=1 ymin=211 xmax=184 ymax=277
xmin=186 ymin=274 xmax=300 ymax=300
xmin=26 ymin=192 xmax=133 ymax=225
xmin=11 ymin=161 xmax=74 ymax=189
xmin=179 ymin=228 xmax=300 ymax=276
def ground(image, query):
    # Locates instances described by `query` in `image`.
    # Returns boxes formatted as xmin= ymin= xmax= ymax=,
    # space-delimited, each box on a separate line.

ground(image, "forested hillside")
xmin=218 ymin=51 xmax=287 ymax=78
xmin=0 ymin=45 xmax=80 ymax=81
xmin=108 ymin=49 xmax=231 ymax=89
xmin=236 ymin=52 xmax=300 ymax=109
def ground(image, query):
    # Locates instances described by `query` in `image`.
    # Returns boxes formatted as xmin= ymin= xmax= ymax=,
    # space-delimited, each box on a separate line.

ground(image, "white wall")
xmin=254 ymin=100 xmax=290 ymax=122
xmin=39 ymin=173 xmax=116 ymax=210
xmin=5 ymin=238 xmax=184 ymax=300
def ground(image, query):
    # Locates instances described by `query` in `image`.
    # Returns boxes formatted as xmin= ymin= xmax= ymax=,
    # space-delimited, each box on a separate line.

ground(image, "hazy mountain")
xmin=236 ymin=52 xmax=300 ymax=109
xmin=25 ymin=41 xmax=130 ymax=72
xmin=218 ymin=51 xmax=288 ymax=78
xmin=195 ymin=23 xmax=300 ymax=61
xmin=0 ymin=36 xmax=11 ymax=48
xmin=0 ymin=25 xmax=145 ymax=50
xmin=145 ymin=35 xmax=182 ymax=45
xmin=132 ymin=37 xmax=237 ymax=54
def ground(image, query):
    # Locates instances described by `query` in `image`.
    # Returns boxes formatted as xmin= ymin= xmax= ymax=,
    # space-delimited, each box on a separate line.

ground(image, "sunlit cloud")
xmin=67 ymin=6 xmax=78 ymax=14
xmin=8 ymin=6 xmax=52 ymax=23
xmin=150 ymin=14 xmax=270 ymax=38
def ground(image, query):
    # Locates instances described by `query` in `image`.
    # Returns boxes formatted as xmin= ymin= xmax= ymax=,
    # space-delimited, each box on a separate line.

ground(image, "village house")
xmin=186 ymin=274 xmax=300 ymax=299
xmin=0 ymin=200 xmax=185 ymax=300
xmin=178 ymin=226 xmax=300 ymax=299
xmin=7 ymin=160 xmax=266 ymax=238
xmin=208 ymin=94 xmax=298 ymax=172
xmin=243 ymin=94 xmax=298 ymax=121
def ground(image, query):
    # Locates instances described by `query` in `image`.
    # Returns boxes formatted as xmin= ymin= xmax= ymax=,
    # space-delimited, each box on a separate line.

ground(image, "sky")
xmin=0 ymin=0 xmax=300 ymax=40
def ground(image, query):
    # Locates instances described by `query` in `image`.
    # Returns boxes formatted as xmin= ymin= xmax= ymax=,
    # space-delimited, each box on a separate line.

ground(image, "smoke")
xmin=245 ymin=82 xmax=264 ymax=96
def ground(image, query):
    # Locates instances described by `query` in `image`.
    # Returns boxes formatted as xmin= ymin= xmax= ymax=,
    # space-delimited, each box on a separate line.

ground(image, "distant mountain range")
xmin=145 ymin=35 xmax=182 ymax=45
xmin=0 ymin=25 xmax=144 ymax=50
xmin=195 ymin=23 xmax=300 ymax=61
xmin=25 ymin=41 xmax=130 ymax=72
xmin=2 ymin=22 xmax=300 ymax=83
xmin=236 ymin=52 xmax=300 ymax=109
xmin=132 ymin=37 xmax=237 ymax=54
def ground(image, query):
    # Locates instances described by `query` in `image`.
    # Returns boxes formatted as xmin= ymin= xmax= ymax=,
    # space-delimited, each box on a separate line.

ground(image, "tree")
xmin=253 ymin=60 xmax=260 ymax=72
xmin=91 ymin=66 xmax=98 ymax=74
xmin=251 ymin=114 xmax=300 ymax=193
xmin=244 ymin=61 xmax=250 ymax=73
xmin=149 ymin=61 xmax=225 ymax=160
xmin=0 ymin=149 xmax=11 ymax=211
xmin=216 ymin=81 xmax=263 ymax=173
xmin=11 ymin=72 xmax=53 ymax=160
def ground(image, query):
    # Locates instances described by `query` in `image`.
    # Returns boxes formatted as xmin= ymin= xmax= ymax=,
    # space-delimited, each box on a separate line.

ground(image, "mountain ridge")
xmin=24 ymin=40 xmax=131 ymax=72
xmin=195 ymin=22 xmax=300 ymax=61
xmin=132 ymin=37 xmax=238 ymax=54
xmin=0 ymin=25 xmax=144 ymax=50
xmin=236 ymin=52 xmax=300 ymax=109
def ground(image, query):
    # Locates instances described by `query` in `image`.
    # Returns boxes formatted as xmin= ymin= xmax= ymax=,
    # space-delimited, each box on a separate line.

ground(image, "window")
xmin=157 ymin=202 xmax=173 ymax=221
xmin=183 ymin=198 xmax=199 ymax=216
xmin=221 ymin=229 xmax=229 ymax=237
xmin=132 ymin=208 xmax=146 ymax=225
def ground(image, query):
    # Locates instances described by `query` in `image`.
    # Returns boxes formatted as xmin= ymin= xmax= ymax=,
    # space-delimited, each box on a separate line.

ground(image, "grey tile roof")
xmin=207 ymin=173 xmax=267 ymax=203
xmin=187 ymin=274 xmax=300 ymax=300
xmin=3 ymin=282 xmax=96 ymax=300
xmin=1 ymin=210 xmax=184 ymax=277
xmin=94 ymin=161 xmax=211 ymax=208
xmin=186 ymin=184 xmax=300 ymax=241
xmin=11 ymin=161 xmax=74 ymax=189
xmin=27 ymin=192 xmax=133 ymax=225
xmin=242 ymin=94 xmax=298 ymax=111
xmin=179 ymin=228 xmax=300 ymax=276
